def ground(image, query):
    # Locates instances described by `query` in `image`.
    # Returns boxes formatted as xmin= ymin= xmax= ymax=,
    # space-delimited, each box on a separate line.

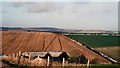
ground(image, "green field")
xmin=65 ymin=34 xmax=120 ymax=48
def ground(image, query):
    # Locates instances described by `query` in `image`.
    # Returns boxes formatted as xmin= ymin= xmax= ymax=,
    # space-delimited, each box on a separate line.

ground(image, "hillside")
xmin=2 ymin=31 xmax=112 ymax=64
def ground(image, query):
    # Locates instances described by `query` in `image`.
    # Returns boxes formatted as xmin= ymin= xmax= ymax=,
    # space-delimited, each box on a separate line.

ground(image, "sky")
xmin=1 ymin=0 xmax=119 ymax=31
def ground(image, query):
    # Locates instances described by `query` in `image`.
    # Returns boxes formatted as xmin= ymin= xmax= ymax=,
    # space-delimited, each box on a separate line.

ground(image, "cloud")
xmin=27 ymin=2 xmax=64 ymax=13
xmin=27 ymin=3 xmax=52 ymax=13
xmin=2 ymin=2 xmax=118 ymax=31
xmin=1 ymin=0 xmax=119 ymax=2
xmin=25 ymin=2 xmax=117 ymax=15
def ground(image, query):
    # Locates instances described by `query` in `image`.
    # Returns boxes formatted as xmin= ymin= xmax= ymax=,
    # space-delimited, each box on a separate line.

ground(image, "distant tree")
xmin=58 ymin=52 xmax=69 ymax=63
xmin=68 ymin=55 xmax=88 ymax=64
xmin=44 ymin=53 xmax=52 ymax=59
xmin=79 ymin=54 xmax=88 ymax=64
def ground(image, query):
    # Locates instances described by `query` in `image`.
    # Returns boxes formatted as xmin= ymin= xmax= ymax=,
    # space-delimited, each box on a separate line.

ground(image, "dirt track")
xmin=2 ymin=31 xmax=111 ymax=64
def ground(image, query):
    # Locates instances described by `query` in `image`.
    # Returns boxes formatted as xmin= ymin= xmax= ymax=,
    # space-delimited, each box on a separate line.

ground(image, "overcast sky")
xmin=1 ymin=0 xmax=119 ymax=31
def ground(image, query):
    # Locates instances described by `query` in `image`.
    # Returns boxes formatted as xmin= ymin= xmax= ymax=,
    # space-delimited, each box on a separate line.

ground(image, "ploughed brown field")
xmin=1 ymin=31 xmax=111 ymax=64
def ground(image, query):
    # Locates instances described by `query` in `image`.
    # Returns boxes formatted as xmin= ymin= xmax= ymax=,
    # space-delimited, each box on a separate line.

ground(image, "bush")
xmin=68 ymin=57 xmax=78 ymax=63
xmin=2 ymin=60 xmax=29 ymax=68
xmin=79 ymin=55 xmax=88 ymax=64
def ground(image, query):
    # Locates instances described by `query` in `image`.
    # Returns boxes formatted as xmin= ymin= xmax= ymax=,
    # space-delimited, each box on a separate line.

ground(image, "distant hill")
xmin=1 ymin=27 xmax=80 ymax=33
xmin=1 ymin=27 xmax=118 ymax=34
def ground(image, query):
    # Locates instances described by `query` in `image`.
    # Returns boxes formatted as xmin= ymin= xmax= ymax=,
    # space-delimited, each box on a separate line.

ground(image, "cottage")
xmin=21 ymin=51 xmax=70 ymax=62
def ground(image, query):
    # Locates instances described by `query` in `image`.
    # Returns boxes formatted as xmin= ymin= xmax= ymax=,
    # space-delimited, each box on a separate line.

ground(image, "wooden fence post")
xmin=47 ymin=56 xmax=50 ymax=66
xmin=62 ymin=58 xmax=65 ymax=66
xmin=17 ymin=51 xmax=22 ymax=64
xmin=28 ymin=53 xmax=31 ymax=63
xmin=87 ymin=60 xmax=90 ymax=68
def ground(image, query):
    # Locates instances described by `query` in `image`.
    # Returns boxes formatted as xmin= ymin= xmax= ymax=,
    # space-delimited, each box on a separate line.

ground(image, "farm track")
xmin=58 ymin=35 xmax=62 ymax=51
xmin=44 ymin=34 xmax=57 ymax=51
xmin=42 ymin=33 xmax=46 ymax=51
xmin=49 ymin=35 xmax=61 ymax=51
xmin=2 ymin=31 xmax=111 ymax=63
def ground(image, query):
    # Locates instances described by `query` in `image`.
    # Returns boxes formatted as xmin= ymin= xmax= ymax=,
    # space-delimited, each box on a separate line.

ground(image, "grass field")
xmin=95 ymin=46 xmax=120 ymax=62
xmin=65 ymin=34 xmax=120 ymax=48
